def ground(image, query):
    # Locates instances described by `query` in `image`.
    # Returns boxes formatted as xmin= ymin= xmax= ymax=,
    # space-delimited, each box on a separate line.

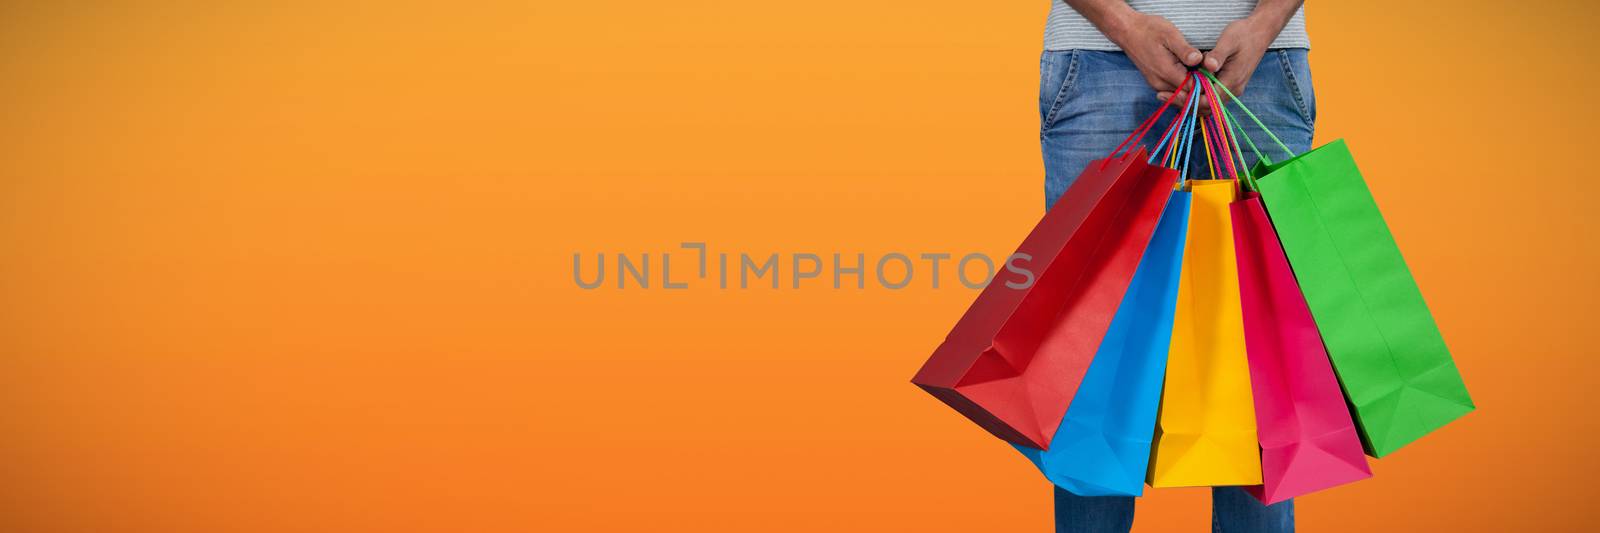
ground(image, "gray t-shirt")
xmin=1044 ymin=1 xmax=1309 ymax=51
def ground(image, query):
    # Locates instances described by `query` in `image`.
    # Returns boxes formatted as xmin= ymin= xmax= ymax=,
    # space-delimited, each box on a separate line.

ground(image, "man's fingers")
xmin=1227 ymin=79 xmax=1250 ymax=101
xmin=1163 ymin=33 xmax=1203 ymax=67
xmin=1225 ymin=69 xmax=1249 ymax=94
xmin=1148 ymin=62 xmax=1187 ymax=92
xmin=1204 ymin=37 xmax=1239 ymax=74
xmin=1214 ymin=70 xmax=1250 ymax=102
xmin=1147 ymin=75 xmax=1179 ymax=93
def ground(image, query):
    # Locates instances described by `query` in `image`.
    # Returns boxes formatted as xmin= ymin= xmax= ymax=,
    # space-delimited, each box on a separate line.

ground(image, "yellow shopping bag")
xmin=1147 ymin=179 xmax=1262 ymax=487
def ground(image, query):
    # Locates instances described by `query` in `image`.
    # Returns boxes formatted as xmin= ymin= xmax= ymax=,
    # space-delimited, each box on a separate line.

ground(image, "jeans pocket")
xmin=1276 ymin=49 xmax=1316 ymax=126
xmin=1040 ymin=50 xmax=1080 ymax=135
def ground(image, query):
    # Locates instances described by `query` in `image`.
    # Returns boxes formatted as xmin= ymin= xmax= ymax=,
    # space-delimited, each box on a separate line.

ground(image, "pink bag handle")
xmin=1199 ymin=76 xmax=1237 ymax=180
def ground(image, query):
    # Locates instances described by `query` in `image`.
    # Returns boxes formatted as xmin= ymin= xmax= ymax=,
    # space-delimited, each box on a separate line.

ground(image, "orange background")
xmin=2 ymin=1 xmax=1596 ymax=531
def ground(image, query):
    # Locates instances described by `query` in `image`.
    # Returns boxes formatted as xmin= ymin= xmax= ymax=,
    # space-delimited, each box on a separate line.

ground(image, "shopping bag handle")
xmin=1198 ymin=69 xmax=1296 ymax=165
xmin=1213 ymin=93 xmax=1268 ymax=191
xmin=1170 ymin=73 xmax=1250 ymax=196
xmin=1214 ymin=87 xmax=1272 ymax=172
xmin=1203 ymin=75 xmax=1254 ymax=184
xmin=1206 ymin=75 xmax=1260 ymax=195
xmin=1151 ymin=77 xmax=1195 ymax=165
xmin=1102 ymin=74 xmax=1196 ymax=169
xmin=1201 ymin=100 xmax=1222 ymax=180
xmin=1197 ymin=74 xmax=1229 ymax=181
xmin=1172 ymin=81 xmax=1203 ymax=176
xmin=1213 ymin=79 xmax=1266 ymax=192
xmin=1150 ymin=73 xmax=1206 ymax=179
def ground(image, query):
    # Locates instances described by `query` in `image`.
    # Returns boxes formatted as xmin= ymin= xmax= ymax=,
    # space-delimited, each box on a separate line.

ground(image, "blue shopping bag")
xmin=1014 ymin=190 xmax=1190 ymax=496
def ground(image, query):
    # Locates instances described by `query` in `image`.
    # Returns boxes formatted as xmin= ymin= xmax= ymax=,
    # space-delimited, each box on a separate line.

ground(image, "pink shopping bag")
xmin=1232 ymin=192 xmax=1372 ymax=504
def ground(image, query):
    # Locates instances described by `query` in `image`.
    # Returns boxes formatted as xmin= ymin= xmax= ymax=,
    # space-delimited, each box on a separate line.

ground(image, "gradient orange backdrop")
xmin=2 ymin=1 xmax=1597 ymax=531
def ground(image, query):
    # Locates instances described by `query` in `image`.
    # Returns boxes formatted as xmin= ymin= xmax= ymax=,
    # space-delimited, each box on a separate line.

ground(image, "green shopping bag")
xmin=1208 ymin=72 xmax=1473 ymax=458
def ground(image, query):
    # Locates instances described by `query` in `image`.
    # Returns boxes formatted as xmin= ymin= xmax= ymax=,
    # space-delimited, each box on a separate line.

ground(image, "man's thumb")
xmin=1204 ymin=40 xmax=1237 ymax=72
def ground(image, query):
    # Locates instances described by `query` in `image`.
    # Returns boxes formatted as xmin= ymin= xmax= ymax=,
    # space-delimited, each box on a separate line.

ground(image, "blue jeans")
xmin=1039 ymin=49 xmax=1314 ymax=533
xmin=1042 ymin=49 xmax=1316 ymax=207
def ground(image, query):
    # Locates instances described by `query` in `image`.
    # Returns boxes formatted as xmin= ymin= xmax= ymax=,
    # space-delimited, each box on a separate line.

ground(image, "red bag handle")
xmin=1102 ymin=74 xmax=1195 ymax=167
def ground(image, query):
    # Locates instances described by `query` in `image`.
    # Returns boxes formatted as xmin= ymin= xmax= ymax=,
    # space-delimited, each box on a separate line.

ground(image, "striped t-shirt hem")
xmin=1044 ymin=1 xmax=1310 ymax=51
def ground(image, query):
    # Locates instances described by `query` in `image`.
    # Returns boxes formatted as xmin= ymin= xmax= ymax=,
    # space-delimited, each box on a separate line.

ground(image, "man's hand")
xmin=1155 ymin=17 xmax=1271 ymax=105
xmin=1156 ymin=2 xmax=1302 ymax=104
xmin=1066 ymin=1 xmax=1201 ymax=93
xmin=1108 ymin=12 xmax=1203 ymax=93
xmin=1202 ymin=16 xmax=1274 ymax=100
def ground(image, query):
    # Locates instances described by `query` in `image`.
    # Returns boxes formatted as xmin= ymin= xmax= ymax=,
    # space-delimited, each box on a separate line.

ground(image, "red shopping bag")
xmin=913 ymin=151 xmax=1175 ymax=448
xmin=1232 ymin=192 xmax=1372 ymax=503
xmin=911 ymin=87 xmax=1190 ymax=449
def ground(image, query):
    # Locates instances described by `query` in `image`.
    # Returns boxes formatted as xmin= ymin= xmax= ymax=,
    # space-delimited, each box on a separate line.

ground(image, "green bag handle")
xmin=1220 ymin=105 xmax=1255 ymax=171
xmin=1218 ymin=98 xmax=1266 ymax=172
xmin=1222 ymin=107 xmax=1261 ymax=192
xmin=1199 ymin=70 xmax=1296 ymax=166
